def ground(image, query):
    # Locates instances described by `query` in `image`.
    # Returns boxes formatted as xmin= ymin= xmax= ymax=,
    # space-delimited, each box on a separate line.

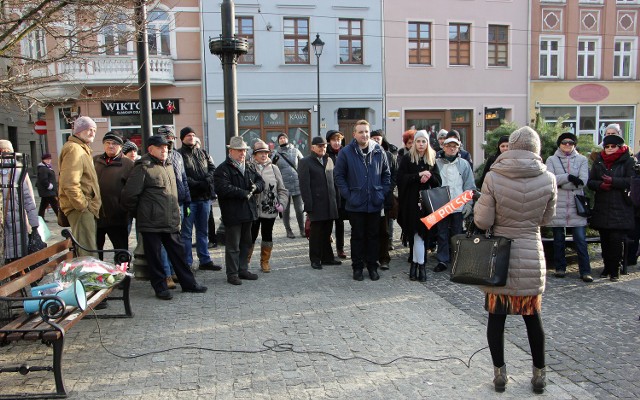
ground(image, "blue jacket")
xmin=334 ymin=139 xmax=391 ymax=213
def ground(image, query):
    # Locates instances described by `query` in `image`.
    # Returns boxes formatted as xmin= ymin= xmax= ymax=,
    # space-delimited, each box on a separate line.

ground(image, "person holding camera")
xmin=214 ymin=136 xmax=265 ymax=285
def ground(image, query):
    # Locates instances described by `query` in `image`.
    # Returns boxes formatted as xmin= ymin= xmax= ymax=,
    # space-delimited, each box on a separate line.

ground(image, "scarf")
xmin=601 ymin=145 xmax=628 ymax=169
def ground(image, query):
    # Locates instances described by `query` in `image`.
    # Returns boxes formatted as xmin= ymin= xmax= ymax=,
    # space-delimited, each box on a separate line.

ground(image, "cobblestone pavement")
xmin=1 ymin=205 xmax=638 ymax=399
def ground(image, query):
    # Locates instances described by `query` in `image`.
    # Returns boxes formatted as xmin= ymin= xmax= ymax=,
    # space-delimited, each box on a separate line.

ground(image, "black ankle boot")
xmin=367 ymin=265 xmax=380 ymax=281
xmin=418 ymin=264 xmax=427 ymax=282
xmin=409 ymin=262 xmax=417 ymax=281
xmin=353 ymin=268 xmax=364 ymax=281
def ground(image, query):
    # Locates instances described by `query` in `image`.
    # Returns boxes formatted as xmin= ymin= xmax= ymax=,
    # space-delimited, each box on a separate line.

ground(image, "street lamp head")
xmin=312 ymin=34 xmax=324 ymax=57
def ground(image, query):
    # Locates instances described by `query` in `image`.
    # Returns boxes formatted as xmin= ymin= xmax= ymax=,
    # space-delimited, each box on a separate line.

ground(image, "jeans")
xmin=181 ymin=200 xmax=211 ymax=267
xmin=283 ymin=194 xmax=304 ymax=234
xmin=436 ymin=212 xmax=463 ymax=264
xmin=162 ymin=207 xmax=184 ymax=277
xmin=552 ymin=226 xmax=591 ymax=276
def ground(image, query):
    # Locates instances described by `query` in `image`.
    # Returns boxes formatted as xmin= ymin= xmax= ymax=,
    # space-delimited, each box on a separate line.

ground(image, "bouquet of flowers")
xmin=53 ymin=257 xmax=132 ymax=291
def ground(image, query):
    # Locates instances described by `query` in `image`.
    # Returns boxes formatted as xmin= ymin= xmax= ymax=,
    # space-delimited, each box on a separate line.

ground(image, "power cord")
xmin=91 ymin=310 xmax=488 ymax=368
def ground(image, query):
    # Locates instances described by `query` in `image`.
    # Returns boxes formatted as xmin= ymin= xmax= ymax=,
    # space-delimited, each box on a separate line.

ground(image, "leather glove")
xmin=602 ymin=174 xmax=613 ymax=184
xmin=472 ymin=190 xmax=481 ymax=202
xmin=275 ymin=203 xmax=284 ymax=213
xmin=461 ymin=202 xmax=473 ymax=218
xmin=567 ymin=174 xmax=584 ymax=187
xmin=600 ymin=182 xmax=612 ymax=191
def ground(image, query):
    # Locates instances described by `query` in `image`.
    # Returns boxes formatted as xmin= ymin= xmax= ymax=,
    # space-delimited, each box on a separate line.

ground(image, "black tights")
xmin=487 ymin=313 xmax=545 ymax=369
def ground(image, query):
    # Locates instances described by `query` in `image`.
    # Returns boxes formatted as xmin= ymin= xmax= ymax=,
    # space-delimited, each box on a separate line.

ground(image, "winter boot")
xmin=531 ymin=366 xmax=546 ymax=394
xmin=367 ymin=264 xmax=380 ymax=281
xmin=418 ymin=264 xmax=427 ymax=282
xmin=260 ymin=241 xmax=273 ymax=273
xmin=247 ymin=244 xmax=255 ymax=264
xmin=353 ymin=268 xmax=364 ymax=281
xmin=409 ymin=262 xmax=418 ymax=281
xmin=493 ymin=364 xmax=508 ymax=393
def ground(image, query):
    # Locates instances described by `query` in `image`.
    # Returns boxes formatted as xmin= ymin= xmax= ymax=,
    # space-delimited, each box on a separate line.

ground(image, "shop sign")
xmin=101 ymin=99 xmax=180 ymax=116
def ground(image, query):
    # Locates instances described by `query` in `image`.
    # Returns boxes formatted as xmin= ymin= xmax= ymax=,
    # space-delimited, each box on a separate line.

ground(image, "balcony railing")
xmin=52 ymin=55 xmax=174 ymax=85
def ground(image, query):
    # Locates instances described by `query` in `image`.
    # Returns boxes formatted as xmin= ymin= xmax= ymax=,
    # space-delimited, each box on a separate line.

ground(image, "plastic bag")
xmin=53 ymin=257 xmax=132 ymax=291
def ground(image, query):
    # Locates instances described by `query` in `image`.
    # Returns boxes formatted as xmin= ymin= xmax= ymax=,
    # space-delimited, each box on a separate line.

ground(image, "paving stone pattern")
xmin=1 ymin=206 xmax=638 ymax=399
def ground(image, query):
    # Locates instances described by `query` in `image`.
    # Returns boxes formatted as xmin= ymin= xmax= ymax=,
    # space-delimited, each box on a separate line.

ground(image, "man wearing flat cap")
xmin=326 ymin=130 xmax=348 ymax=259
xmin=58 ymin=116 xmax=101 ymax=256
xmin=36 ymin=153 xmax=59 ymax=220
xmin=177 ymin=126 xmax=220 ymax=271
xmin=94 ymin=130 xmax=134 ymax=261
xmin=122 ymin=135 xmax=208 ymax=300
xmin=214 ymin=136 xmax=265 ymax=285
xmin=298 ymin=136 xmax=341 ymax=270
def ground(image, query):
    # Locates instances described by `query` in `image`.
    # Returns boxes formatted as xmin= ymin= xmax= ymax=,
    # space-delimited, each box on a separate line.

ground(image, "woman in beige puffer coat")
xmin=474 ymin=126 xmax=557 ymax=394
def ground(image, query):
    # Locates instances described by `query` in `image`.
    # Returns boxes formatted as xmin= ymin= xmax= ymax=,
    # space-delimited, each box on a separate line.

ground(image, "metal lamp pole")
xmin=312 ymin=34 xmax=324 ymax=137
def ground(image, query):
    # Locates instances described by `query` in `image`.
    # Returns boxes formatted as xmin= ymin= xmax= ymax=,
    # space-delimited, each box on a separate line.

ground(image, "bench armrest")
xmin=61 ymin=229 xmax=132 ymax=265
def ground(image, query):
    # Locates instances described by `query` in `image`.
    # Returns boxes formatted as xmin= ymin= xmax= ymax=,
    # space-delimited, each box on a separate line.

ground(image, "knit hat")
xmin=326 ymin=130 xmax=343 ymax=141
xmin=437 ymin=129 xmax=448 ymax=139
xmin=498 ymin=135 xmax=510 ymax=146
xmin=73 ymin=116 xmax=96 ymax=134
xmin=556 ymin=132 xmax=578 ymax=147
xmin=41 ymin=153 xmax=52 ymax=160
xmin=277 ymin=133 xmax=288 ymax=142
xmin=604 ymin=123 xmax=622 ymax=136
xmin=402 ymin=129 xmax=416 ymax=145
xmin=180 ymin=126 xmax=195 ymax=141
xmin=447 ymin=130 xmax=461 ymax=140
xmin=122 ymin=140 xmax=138 ymax=155
xmin=370 ymin=129 xmax=384 ymax=138
xmin=508 ymin=126 xmax=541 ymax=154
xmin=414 ymin=130 xmax=428 ymax=141
xmin=0 ymin=140 xmax=14 ymax=152
xmin=157 ymin=125 xmax=176 ymax=137
xmin=252 ymin=140 xmax=269 ymax=154
xmin=103 ymin=131 xmax=124 ymax=145
xmin=602 ymin=134 xmax=625 ymax=147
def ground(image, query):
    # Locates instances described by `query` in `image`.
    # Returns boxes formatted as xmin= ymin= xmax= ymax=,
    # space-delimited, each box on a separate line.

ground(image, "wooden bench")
xmin=542 ymin=235 xmax=629 ymax=274
xmin=0 ymin=228 xmax=133 ymax=398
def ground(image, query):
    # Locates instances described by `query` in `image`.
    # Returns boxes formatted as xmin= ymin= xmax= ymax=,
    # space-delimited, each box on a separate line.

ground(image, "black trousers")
xmin=251 ymin=217 xmax=276 ymax=243
xmin=309 ymin=220 xmax=334 ymax=264
xmin=141 ymin=231 xmax=197 ymax=294
xmin=349 ymin=211 xmax=380 ymax=270
xmin=208 ymin=206 xmax=217 ymax=244
xmin=96 ymin=225 xmax=129 ymax=262
xmin=38 ymin=196 xmax=59 ymax=218
xmin=333 ymin=219 xmax=345 ymax=252
xmin=487 ymin=313 xmax=545 ymax=369
xmin=378 ymin=215 xmax=390 ymax=264
xmin=599 ymin=228 xmax=628 ymax=278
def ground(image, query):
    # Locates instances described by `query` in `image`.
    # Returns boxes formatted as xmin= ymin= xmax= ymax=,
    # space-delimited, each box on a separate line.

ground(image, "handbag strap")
xmin=555 ymin=155 xmax=585 ymax=195
xmin=467 ymin=220 xmax=494 ymax=239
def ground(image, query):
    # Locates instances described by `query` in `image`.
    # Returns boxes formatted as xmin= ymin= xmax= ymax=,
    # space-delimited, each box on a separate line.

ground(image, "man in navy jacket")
xmin=334 ymin=120 xmax=391 ymax=281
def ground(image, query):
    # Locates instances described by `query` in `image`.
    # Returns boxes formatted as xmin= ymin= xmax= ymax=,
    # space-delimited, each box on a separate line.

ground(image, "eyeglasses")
xmin=604 ymin=144 xmax=619 ymax=149
xmin=560 ymin=140 xmax=575 ymax=146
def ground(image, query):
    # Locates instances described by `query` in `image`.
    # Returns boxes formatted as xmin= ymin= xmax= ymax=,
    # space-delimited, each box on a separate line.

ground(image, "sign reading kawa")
xmin=101 ymin=99 xmax=180 ymax=116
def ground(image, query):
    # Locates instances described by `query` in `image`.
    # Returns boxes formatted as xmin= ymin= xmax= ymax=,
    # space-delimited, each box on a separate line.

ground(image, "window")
xmin=449 ymin=23 xmax=470 ymax=66
xmin=539 ymin=37 xmax=563 ymax=78
xmin=617 ymin=0 xmax=639 ymax=4
xmin=614 ymin=39 xmax=635 ymax=78
xmin=100 ymin=14 xmax=131 ymax=56
xmin=236 ymin=16 xmax=254 ymax=64
xmin=339 ymin=19 xmax=363 ymax=64
xmin=408 ymin=22 xmax=431 ymax=65
xmin=284 ymin=18 xmax=309 ymax=64
xmin=488 ymin=25 xmax=508 ymax=67
xmin=577 ymin=38 xmax=599 ymax=78
xmin=148 ymin=9 xmax=171 ymax=56
xmin=22 ymin=30 xmax=46 ymax=60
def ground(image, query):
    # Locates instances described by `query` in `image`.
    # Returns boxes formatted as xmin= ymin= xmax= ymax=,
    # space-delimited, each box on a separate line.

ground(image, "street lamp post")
xmin=312 ymin=34 xmax=324 ymax=137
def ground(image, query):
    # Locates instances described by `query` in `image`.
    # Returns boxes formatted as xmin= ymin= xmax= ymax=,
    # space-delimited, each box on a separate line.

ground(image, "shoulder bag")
xmin=419 ymin=186 xmax=450 ymax=215
xmin=555 ymin=156 xmax=592 ymax=218
xmin=450 ymin=222 xmax=511 ymax=286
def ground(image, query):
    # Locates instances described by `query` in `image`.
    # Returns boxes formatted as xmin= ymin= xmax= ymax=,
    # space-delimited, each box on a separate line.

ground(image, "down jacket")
xmin=1 ymin=166 xmax=38 ymax=260
xmin=474 ymin=150 xmax=557 ymax=296
xmin=272 ymin=144 xmax=303 ymax=196
xmin=334 ymin=139 xmax=391 ymax=213
xmin=58 ymin=135 xmax=101 ymax=217
xmin=545 ymin=148 xmax=589 ymax=228
xmin=587 ymin=150 xmax=636 ymax=231
xmin=251 ymin=158 xmax=289 ymax=219
xmin=214 ymin=157 xmax=265 ymax=226
xmin=121 ymin=153 xmax=181 ymax=233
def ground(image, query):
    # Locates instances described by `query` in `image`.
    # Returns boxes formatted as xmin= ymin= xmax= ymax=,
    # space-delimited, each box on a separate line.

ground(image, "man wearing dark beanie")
xmin=272 ymin=132 xmax=305 ymax=238
xmin=177 ymin=127 xmax=222 ymax=271
xmin=36 ymin=153 xmax=59 ymax=220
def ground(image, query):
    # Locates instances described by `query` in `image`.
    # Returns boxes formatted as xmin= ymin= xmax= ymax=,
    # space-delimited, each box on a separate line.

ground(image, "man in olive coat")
xmin=122 ymin=135 xmax=207 ymax=300
xmin=298 ymin=136 xmax=341 ymax=270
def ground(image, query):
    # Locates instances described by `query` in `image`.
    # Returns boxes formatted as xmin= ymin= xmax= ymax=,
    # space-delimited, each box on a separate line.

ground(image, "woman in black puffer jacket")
xmin=587 ymin=134 xmax=636 ymax=281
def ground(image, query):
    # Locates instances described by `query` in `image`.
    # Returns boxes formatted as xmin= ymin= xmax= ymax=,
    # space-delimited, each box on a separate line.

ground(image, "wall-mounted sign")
xmin=101 ymin=99 xmax=180 ymax=116
xmin=387 ymin=110 xmax=401 ymax=119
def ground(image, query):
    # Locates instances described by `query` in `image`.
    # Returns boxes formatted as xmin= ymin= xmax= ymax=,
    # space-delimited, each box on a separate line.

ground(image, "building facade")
xmin=531 ymin=0 xmax=640 ymax=149
xmin=202 ymin=1 xmax=384 ymax=161
xmin=384 ymin=0 xmax=531 ymax=162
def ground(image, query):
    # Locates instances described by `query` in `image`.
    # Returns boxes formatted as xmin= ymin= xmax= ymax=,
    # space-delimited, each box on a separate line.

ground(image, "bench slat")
xmin=0 ymin=253 xmax=75 ymax=297
xmin=0 ymin=240 xmax=73 ymax=281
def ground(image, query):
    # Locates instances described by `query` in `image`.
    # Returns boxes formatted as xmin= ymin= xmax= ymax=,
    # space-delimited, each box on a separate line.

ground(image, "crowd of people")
xmin=4 ymin=114 xmax=639 ymax=395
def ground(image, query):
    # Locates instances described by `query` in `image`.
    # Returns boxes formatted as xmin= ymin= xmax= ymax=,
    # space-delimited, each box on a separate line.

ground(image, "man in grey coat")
xmin=272 ymin=133 xmax=305 ymax=238
xmin=298 ymin=136 xmax=341 ymax=270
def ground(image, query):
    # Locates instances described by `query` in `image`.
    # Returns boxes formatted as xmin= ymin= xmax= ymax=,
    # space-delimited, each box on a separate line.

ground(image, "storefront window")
xmin=110 ymin=114 xmax=174 ymax=153
xmin=238 ymin=110 xmax=311 ymax=155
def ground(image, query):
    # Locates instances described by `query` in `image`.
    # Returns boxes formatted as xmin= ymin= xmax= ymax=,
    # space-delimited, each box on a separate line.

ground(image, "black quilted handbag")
xmin=450 ymin=223 xmax=511 ymax=286
xmin=420 ymin=186 xmax=451 ymax=215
